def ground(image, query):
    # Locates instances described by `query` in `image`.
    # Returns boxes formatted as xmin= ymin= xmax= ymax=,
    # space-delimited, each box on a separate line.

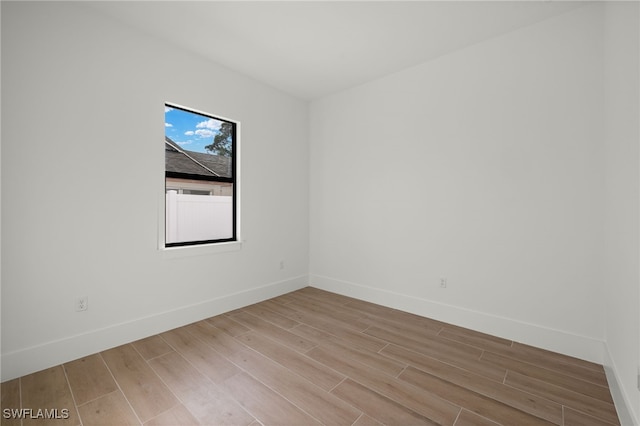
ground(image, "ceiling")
xmin=85 ymin=1 xmax=587 ymax=101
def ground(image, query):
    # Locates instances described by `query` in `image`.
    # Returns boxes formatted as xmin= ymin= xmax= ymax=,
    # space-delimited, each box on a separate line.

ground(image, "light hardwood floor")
xmin=1 ymin=287 xmax=620 ymax=426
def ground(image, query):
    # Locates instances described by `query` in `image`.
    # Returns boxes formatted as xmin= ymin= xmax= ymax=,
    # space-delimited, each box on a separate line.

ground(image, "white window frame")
xmin=159 ymin=102 xmax=242 ymax=256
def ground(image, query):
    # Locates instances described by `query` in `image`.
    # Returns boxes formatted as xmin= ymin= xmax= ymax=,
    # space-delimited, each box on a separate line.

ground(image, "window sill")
xmin=161 ymin=240 xmax=242 ymax=259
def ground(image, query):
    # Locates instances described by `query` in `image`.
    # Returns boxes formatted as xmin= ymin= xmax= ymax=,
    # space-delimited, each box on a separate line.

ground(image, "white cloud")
xmin=177 ymin=140 xmax=192 ymax=146
xmin=165 ymin=122 xmax=173 ymax=127
xmin=196 ymin=119 xmax=221 ymax=131
xmin=195 ymin=129 xmax=214 ymax=138
xmin=184 ymin=131 xmax=194 ymax=136
xmin=165 ymin=106 xmax=174 ymax=113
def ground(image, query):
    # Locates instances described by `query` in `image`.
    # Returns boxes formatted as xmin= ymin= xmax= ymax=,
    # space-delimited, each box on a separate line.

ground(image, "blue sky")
xmin=165 ymin=105 xmax=223 ymax=154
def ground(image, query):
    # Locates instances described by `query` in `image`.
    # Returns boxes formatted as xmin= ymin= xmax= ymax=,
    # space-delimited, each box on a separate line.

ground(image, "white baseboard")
xmin=603 ymin=347 xmax=639 ymax=426
xmin=0 ymin=275 xmax=308 ymax=382
xmin=310 ymin=274 xmax=606 ymax=364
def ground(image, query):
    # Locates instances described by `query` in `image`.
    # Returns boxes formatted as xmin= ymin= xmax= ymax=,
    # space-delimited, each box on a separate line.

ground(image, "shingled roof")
xmin=165 ymin=136 xmax=231 ymax=179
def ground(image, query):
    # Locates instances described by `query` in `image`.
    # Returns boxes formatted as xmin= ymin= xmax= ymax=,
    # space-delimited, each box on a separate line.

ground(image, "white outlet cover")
xmin=76 ymin=296 xmax=88 ymax=312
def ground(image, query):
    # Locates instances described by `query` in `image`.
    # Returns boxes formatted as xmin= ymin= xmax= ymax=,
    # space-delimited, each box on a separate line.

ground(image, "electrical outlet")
xmin=75 ymin=296 xmax=88 ymax=312
xmin=440 ymin=277 xmax=447 ymax=288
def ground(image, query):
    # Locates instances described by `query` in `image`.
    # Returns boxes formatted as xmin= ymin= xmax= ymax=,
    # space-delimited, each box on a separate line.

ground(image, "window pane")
xmin=164 ymin=104 xmax=236 ymax=246
xmin=182 ymin=189 xmax=211 ymax=196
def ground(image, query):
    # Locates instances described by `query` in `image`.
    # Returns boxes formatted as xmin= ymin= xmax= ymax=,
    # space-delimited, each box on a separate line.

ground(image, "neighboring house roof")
xmin=165 ymin=136 xmax=231 ymax=179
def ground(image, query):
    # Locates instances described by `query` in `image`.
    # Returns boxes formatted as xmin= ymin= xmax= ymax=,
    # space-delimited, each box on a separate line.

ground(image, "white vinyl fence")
xmin=166 ymin=191 xmax=233 ymax=244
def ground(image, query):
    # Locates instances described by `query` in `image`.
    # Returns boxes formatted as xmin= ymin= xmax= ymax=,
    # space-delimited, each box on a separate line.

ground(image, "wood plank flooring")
xmin=0 ymin=287 xmax=621 ymax=426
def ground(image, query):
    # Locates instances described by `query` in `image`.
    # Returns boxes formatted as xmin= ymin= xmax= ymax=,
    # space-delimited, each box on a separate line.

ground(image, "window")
xmin=164 ymin=103 xmax=237 ymax=247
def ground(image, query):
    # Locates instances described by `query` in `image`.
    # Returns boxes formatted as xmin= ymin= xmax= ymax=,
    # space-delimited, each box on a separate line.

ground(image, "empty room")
xmin=1 ymin=1 xmax=639 ymax=425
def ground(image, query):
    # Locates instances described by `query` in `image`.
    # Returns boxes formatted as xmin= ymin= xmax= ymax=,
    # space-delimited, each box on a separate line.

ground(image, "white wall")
xmin=310 ymin=5 xmax=606 ymax=361
xmin=1 ymin=2 xmax=309 ymax=381
xmin=603 ymin=2 xmax=640 ymax=424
